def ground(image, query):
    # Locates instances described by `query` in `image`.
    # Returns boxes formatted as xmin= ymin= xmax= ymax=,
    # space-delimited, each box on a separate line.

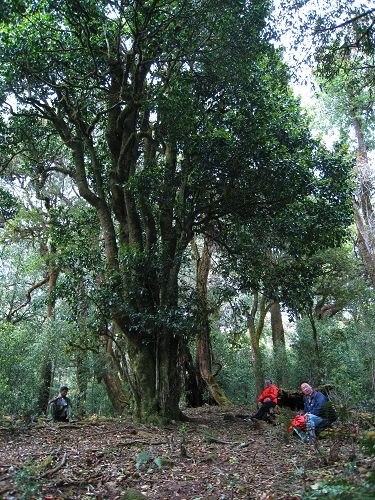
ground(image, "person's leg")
xmin=253 ymin=401 xmax=276 ymax=420
xmin=308 ymin=414 xmax=324 ymax=429
xmin=315 ymin=418 xmax=329 ymax=435
xmin=50 ymin=402 xmax=57 ymax=421
xmin=59 ymin=406 xmax=69 ymax=422
xmin=292 ymin=427 xmax=308 ymax=442
xmin=305 ymin=414 xmax=325 ymax=441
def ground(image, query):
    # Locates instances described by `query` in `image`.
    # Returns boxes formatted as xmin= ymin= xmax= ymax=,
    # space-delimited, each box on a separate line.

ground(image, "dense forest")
xmin=0 ymin=0 xmax=374 ymax=498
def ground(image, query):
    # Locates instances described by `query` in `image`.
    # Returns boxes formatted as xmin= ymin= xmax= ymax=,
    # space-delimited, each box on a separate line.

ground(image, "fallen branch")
xmin=0 ymin=486 xmax=12 ymax=495
xmin=203 ymin=435 xmax=253 ymax=447
xmin=117 ymin=440 xmax=168 ymax=447
xmin=40 ymin=452 xmax=67 ymax=478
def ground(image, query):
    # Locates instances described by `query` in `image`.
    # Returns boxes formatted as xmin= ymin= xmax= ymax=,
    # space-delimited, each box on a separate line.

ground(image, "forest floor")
xmin=0 ymin=405 xmax=374 ymax=499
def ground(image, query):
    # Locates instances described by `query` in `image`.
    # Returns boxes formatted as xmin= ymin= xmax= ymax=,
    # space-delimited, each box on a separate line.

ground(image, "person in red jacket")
xmin=250 ymin=378 xmax=278 ymax=421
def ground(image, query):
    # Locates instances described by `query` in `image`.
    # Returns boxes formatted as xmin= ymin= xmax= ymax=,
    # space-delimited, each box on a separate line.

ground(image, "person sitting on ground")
xmin=290 ymin=382 xmax=329 ymax=442
xmin=249 ymin=378 xmax=278 ymax=421
xmin=49 ymin=386 xmax=72 ymax=422
xmin=301 ymin=382 xmax=327 ymax=416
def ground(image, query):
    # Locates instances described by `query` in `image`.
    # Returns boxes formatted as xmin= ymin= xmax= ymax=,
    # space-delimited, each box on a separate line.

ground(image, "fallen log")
xmin=278 ymin=384 xmax=334 ymax=410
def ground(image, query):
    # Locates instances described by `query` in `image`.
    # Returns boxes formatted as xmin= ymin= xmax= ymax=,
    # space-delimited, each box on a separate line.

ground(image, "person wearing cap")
xmin=49 ymin=386 xmax=72 ymax=422
xmin=249 ymin=378 xmax=278 ymax=421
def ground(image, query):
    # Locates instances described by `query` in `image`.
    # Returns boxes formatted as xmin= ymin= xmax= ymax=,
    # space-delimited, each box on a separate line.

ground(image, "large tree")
xmin=0 ymin=0 xmax=353 ymax=420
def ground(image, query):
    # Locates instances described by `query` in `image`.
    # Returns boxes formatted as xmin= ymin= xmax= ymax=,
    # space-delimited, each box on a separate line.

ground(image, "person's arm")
xmin=258 ymin=389 xmax=266 ymax=403
xmin=302 ymin=396 xmax=308 ymax=414
xmin=269 ymin=385 xmax=278 ymax=403
xmin=311 ymin=392 xmax=327 ymax=415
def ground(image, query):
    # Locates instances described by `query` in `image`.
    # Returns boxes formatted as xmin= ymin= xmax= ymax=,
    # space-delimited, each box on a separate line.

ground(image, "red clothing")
xmin=258 ymin=384 xmax=278 ymax=405
xmin=288 ymin=414 xmax=306 ymax=432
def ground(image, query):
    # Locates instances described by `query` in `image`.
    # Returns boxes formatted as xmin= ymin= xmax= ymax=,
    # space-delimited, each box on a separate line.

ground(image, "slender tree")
xmin=192 ymin=236 xmax=230 ymax=405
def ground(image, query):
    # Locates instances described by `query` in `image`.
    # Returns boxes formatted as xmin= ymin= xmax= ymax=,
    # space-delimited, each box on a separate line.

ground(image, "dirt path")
xmin=0 ymin=406 xmax=373 ymax=499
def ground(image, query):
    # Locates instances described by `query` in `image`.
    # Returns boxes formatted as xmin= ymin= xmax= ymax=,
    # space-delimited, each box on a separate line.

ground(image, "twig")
xmin=117 ymin=440 xmax=168 ymax=447
xmin=203 ymin=435 xmax=253 ymax=447
xmin=40 ymin=452 xmax=67 ymax=478
xmin=0 ymin=486 xmax=12 ymax=495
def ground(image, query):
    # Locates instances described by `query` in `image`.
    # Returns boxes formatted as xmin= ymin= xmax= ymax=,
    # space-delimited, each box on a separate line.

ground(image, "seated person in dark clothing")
xmin=301 ymin=382 xmax=336 ymax=434
xmin=250 ymin=378 xmax=278 ymax=421
xmin=292 ymin=383 xmax=336 ymax=441
xmin=301 ymin=383 xmax=327 ymax=415
xmin=49 ymin=386 xmax=72 ymax=422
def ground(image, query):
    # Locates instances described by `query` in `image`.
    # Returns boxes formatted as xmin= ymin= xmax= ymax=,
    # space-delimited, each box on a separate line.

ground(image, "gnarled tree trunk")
xmin=192 ymin=237 xmax=231 ymax=406
xmin=180 ymin=342 xmax=204 ymax=407
xmin=102 ymin=338 xmax=129 ymax=416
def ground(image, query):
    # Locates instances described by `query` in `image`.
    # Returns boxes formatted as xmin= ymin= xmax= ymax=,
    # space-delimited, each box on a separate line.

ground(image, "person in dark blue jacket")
xmin=291 ymin=383 xmax=335 ymax=442
xmin=301 ymin=383 xmax=328 ymax=415
xmin=300 ymin=382 xmax=329 ymax=439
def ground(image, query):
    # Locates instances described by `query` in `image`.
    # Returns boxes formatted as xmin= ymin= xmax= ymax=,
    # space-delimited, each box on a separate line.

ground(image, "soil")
xmin=0 ymin=405 xmax=374 ymax=499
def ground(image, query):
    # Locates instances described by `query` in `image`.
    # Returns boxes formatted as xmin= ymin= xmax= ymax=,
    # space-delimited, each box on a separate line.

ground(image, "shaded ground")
xmin=0 ymin=405 xmax=374 ymax=499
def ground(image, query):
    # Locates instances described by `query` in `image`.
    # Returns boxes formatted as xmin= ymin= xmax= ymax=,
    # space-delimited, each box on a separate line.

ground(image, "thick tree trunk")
xmin=102 ymin=338 xmax=129 ymax=415
xmin=180 ymin=342 xmax=204 ymax=407
xmin=270 ymin=301 xmax=287 ymax=386
xmin=102 ymin=370 xmax=128 ymax=415
xmin=124 ymin=332 xmax=158 ymax=420
xmin=36 ymin=355 xmax=53 ymax=415
xmin=158 ymin=331 xmax=183 ymax=419
xmin=125 ymin=330 xmax=182 ymax=422
xmin=192 ymin=237 xmax=231 ymax=406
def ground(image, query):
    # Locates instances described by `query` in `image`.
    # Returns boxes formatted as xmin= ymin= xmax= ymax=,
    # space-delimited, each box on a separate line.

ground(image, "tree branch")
xmin=314 ymin=9 xmax=375 ymax=34
xmin=6 ymin=276 xmax=49 ymax=321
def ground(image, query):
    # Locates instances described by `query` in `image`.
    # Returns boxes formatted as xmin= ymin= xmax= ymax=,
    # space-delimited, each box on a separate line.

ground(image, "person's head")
xmin=300 ymin=382 xmax=313 ymax=396
xmin=59 ymin=386 xmax=69 ymax=397
xmin=264 ymin=378 xmax=272 ymax=387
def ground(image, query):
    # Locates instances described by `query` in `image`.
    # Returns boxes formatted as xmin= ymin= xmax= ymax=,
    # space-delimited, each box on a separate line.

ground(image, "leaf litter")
xmin=0 ymin=405 xmax=373 ymax=499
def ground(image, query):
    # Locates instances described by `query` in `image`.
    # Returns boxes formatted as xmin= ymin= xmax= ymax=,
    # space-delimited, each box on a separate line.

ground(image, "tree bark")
xmin=307 ymin=306 xmax=323 ymax=385
xmin=180 ymin=342 xmax=204 ymax=407
xmin=351 ymin=113 xmax=375 ymax=287
xmin=102 ymin=338 xmax=129 ymax=416
xmin=192 ymin=237 xmax=231 ymax=406
xmin=75 ymin=352 xmax=89 ymax=419
xmin=247 ymin=291 xmax=271 ymax=398
xmin=36 ymin=251 xmax=59 ymax=415
xmin=37 ymin=354 xmax=53 ymax=415
xmin=270 ymin=301 xmax=287 ymax=386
